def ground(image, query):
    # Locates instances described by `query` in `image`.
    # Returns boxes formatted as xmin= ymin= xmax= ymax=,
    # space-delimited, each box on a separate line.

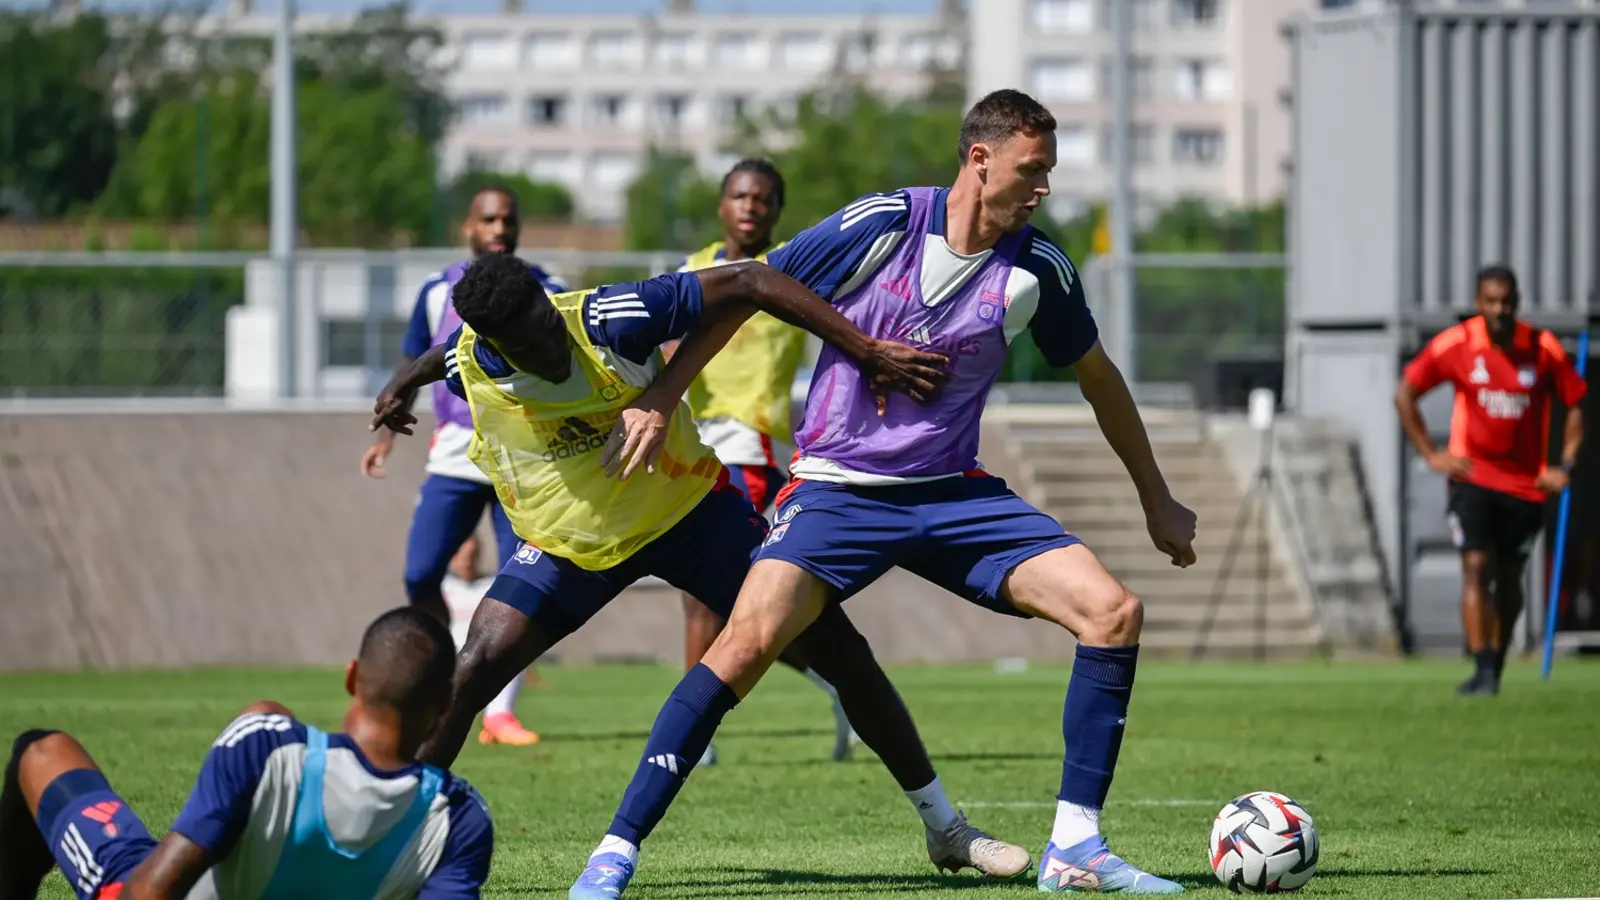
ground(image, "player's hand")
xmin=370 ymin=382 xmax=418 ymax=436
xmin=863 ymin=339 xmax=949 ymax=416
xmin=1536 ymin=467 xmax=1571 ymax=494
xmin=603 ymin=393 xmax=673 ymax=480
xmin=1426 ymin=450 xmax=1473 ymax=480
xmin=1145 ymin=494 xmax=1198 ymax=568
xmin=360 ymin=432 xmax=394 ymax=478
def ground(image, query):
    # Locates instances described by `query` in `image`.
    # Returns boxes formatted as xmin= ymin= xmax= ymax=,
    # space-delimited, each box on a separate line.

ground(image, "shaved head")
xmin=355 ymin=607 xmax=455 ymax=716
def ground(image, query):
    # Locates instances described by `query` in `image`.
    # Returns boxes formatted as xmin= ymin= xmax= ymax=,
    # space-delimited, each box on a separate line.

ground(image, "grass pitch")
xmin=2 ymin=659 xmax=1598 ymax=899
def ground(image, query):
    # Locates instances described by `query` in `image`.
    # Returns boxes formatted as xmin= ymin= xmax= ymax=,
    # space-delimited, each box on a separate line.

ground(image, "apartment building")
xmin=969 ymin=0 xmax=1315 ymax=215
xmin=434 ymin=5 xmax=965 ymax=221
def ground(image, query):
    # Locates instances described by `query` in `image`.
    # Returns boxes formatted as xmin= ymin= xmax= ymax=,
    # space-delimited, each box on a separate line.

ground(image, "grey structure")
xmin=1288 ymin=4 xmax=1600 ymax=651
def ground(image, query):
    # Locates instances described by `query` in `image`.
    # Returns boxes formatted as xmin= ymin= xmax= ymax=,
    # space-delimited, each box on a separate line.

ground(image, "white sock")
xmin=905 ymin=776 xmax=959 ymax=831
xmin=1051 ymin=801 xmax=1102 ymax=849
xmin=485 ymin=675 xmax=520 ymax=719
xmin=591 ymin=834 xmax=639 ymax=864
xmin=802 ymin=667 xmax=839 ymax=700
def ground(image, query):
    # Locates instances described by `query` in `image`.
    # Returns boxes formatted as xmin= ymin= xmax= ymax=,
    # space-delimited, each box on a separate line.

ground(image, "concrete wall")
xmin=0 ymin=410 xmax=1061 ymax=672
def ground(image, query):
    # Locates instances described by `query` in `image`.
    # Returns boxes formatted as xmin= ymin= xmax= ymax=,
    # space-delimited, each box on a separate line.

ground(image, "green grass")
xmin=3 ymin=660 xmax=1599 ymax=899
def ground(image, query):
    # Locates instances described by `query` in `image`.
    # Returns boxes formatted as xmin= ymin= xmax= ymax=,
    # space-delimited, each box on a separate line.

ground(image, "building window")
xmin=460 ymin=34 xmax=515 ymax=70
xmin=1172 ymin=0 xmax=1223 ymax=27
xmin=841 ymin=32 xmax=879 ymax=72
xmin=716 ymin=94 xmax=749 ymax=127
xmin=458 ymin=94 xmax=509 ymax=126
xmin=526 ymin=152 xmax=575 ymax=186
xmin=591 ymin=153 xmax=639 ymax=191
xmin=1030 ymin=59 xmax=1094 ymax=102
xmin=526 ymin=95 xmax=567 ymax=128
xmin=1057 ymin=125 xmax=1095 ymax=168
xmin=1031 ymin=0 xmax=1093 ymax=33
xmin=589 ymin=94 xmax=631 ymax=129
xmin=1173 ymin=128 xmax=1225 ymax=165
xmin=464 ymin=150 xmax=510 ymax=172
xmin=713 ymin=33 xmax=763 ymax=70
xmin=778 ymin=33 xmax=829 ymax=71
xmin=653 ymin=32 xmax=693 ymax=69
xmin=1174 ymin=59 xmax=1231 ymax=101
xmin=589 ymin=32 xmax=640 ymax=68
xmin=525 ymin=32 xmax=578 ymax=70
xmin=653 ymin=94 xmax=690 ymax=130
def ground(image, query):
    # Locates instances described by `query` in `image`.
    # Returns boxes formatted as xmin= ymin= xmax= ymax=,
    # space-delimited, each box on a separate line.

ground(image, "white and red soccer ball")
xmin=1208 ymin=791 xmax=1319 ymax=893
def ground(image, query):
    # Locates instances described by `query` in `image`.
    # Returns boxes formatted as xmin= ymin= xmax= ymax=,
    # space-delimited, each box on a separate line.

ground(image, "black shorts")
xmin=1447 ymin=480 xmax=1545 ymax=558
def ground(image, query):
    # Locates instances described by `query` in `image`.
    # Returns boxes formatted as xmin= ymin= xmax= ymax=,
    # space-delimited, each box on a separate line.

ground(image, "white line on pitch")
xmin=958 ymin=799 xmax=1214 ymax=809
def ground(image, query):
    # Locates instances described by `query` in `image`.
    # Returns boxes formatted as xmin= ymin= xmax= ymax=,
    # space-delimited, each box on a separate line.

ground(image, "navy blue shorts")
xmin=35 ymin=770 xmax=157 ymax=900
xmin=487 ymin=484 xmax=767 ymax=641
xmin=403 ymin=474 xmax=518 ymax=597
xmin=755 ymin=475 xmax=1080 ymax=617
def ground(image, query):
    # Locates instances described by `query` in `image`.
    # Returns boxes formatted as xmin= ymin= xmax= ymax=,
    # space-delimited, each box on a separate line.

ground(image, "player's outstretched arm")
xmin=371 ymin=343 xmax=449 ymax=436
xmin=696 ymin=261 xmax=949 ymax=404
xmin=121 ymin=834 xmax=216 ymax=900
xmin=1074 ymin=341 xmax=1197 ymax=567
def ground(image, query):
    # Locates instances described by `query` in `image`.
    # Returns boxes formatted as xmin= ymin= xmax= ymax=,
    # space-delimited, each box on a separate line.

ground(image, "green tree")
xmin=623 ymin=149 xmax=719 ymax=253
xmin=446 ymin=170 xmax=575 ymax=222
xmin=0 ymin=13 xmax=120 ymax=218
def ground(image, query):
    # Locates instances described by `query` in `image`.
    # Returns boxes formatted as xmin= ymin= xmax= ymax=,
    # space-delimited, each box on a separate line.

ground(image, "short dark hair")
xmin=453 ymin=252 xmax=547 ymax=336
xmin=721 ymin=157 xmax=785 ymax=209
xmin=355 ymin=607 xmax=455 ymax=714
xmin=958 ymin=90 xmax=1057 ymax=162
xmin=1477 ymin=264 xmax=1519 ymax=295
xmin=470 ymin=185 xmax=519 ymax=210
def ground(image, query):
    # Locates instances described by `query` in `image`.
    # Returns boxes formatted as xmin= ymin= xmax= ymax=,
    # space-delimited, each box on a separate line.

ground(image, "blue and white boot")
xmin=1037 ymin=837 xmax=1183 ymax=893
xmin=569 ymin=851 xmax=636 ymax=899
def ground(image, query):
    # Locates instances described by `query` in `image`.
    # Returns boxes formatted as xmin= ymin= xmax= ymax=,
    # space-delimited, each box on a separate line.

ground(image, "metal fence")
xmin=0 ymin=249 xmax=1286 ymax=402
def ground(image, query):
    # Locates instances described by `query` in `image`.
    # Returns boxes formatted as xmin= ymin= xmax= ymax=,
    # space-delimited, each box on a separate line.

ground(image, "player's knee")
xmin=1082 ymin=584 xmax=1143 ymax=646
xmin=12 ymin=731 xmax=78 ymax=782
xmin=1461 ymin=550 xmax=1493 ymax=584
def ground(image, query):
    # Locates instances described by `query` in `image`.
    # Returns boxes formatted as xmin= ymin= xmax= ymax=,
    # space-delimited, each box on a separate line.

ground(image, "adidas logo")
xmin=544 ymin=416 xmax=607 ymax=463
xmin=647 ymin=754 xmax=683 ymax=775
xmin=907 ymin=325 xmax=933 ymax=345
xmin=879 ymin=274 xmax=914 ymax=300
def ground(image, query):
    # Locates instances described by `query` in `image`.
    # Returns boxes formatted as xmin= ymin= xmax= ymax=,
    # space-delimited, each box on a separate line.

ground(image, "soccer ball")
xmin=1208 ymin=791 xmax=1319 ymax=893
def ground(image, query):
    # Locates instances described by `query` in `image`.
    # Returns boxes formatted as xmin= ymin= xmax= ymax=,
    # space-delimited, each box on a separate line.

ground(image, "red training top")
xmin=1403 ymin=316 xmax=1587 ymax=502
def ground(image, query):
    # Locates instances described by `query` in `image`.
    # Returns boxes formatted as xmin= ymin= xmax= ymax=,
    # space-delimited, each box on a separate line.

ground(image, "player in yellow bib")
xmin=370 ymin=253 xmax=1029 ymax=884
xmin=669 ymin=159 xmax=854 ymax=767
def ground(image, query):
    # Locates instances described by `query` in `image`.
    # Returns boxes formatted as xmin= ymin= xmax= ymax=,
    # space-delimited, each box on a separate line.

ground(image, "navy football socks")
xmin=606 ymin=664 xmax=740 ymax=845
xmin=1058 ymin=644 xmax=1139 ymax=809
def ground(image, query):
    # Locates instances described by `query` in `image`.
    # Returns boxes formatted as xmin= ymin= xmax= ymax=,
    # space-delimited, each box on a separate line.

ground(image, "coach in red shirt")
xmin=1395 ymin=265 xmax=1587 ymax=696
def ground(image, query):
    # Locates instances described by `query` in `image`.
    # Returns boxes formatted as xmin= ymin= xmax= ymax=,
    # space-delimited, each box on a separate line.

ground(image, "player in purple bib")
xmin=573 ymin=90 xmax=1199 ymax=896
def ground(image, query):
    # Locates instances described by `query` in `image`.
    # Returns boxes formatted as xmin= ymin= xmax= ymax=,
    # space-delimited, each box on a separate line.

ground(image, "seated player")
xmin=367 ymin=254 xmax=1031 ymax=893
xmin=0 ymin=607 xmax=493 ymax=900
xmin=575 ymin=90 xmax=1198 ymax=896
xmin=671 ymin=157 xmax=855 ymax=766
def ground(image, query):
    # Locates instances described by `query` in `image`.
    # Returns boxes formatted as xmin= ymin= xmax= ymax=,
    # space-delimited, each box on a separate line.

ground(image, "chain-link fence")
xmin=0 ymin=249 xmax=1286 ymax=401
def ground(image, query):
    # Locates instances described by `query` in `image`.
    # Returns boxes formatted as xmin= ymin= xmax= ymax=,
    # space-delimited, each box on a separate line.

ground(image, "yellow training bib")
xmin=679 ymin=242 xmax=809 ymax=440
xmin=454 ymin=290 xmax=721 ymax=570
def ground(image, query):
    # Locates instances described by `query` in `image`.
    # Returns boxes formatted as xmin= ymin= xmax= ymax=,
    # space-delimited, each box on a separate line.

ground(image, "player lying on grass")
xmin=669 ymin=157 xmax=857 ymax=766
xmin=0 ymin=607 xmax=493 ymax=900
xmin=368 ymin=252 xmax=1032 ymax=881
xmin=575 ymin=89 xmax=1198 ymax=897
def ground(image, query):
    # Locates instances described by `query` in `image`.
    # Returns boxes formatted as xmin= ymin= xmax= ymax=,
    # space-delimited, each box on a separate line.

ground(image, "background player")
xmin=368 ymin=254 xmax=1031 ymax=896
xmin=1395 ymin=264 xmax=1587 ymax=696
xmin=578 ymin=89 xmax=1198 ymax=896
xmin=671 ymin=157 xmax=855 ymax=766
xmin=0 ymin=606 xmax=493 ymax=900
xmin=361 ymin=186 xmax=562 ymax=747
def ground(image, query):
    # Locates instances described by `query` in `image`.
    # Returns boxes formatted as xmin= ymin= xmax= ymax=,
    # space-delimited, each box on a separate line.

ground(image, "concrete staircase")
xmin=994 ymin=406 xmax=1327 ymax=659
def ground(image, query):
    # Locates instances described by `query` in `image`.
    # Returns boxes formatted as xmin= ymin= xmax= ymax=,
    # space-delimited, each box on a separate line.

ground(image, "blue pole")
xmin=1541 ymin=329 xmax=1590 ymax=680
